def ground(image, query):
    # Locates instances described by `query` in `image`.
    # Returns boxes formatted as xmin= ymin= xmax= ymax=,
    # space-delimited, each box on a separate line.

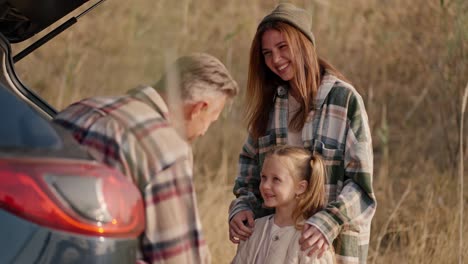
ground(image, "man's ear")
xmin=185 ymin=101 xmax=208 ymax=120
xmin=296 ymin=180 xmax=308 ymax=196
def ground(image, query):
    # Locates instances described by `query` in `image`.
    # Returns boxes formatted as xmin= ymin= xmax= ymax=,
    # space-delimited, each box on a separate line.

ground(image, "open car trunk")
xmin=0 ymin=0 xmax=89 ymax=43
xmin=0 ymin=0 xmax=97 ymax=118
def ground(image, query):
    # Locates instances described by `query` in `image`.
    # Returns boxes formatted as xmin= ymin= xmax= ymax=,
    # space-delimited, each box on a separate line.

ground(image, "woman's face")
xmin=261 ymin=29 xmax=294 ymax=82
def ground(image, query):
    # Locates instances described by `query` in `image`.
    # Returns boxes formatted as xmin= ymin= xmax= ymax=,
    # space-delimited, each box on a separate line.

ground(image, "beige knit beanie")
xmin=258 ymin=2 xmax=315 ymax=46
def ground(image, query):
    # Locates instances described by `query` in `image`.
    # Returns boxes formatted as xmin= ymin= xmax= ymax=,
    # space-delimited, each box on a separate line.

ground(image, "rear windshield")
xmin=0 ymin=85 xmax=62 ymax=148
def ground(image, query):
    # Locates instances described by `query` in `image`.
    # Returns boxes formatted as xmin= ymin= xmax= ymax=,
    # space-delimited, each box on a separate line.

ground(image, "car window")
xmin=0 ymin=84 xmax=62 ymax=148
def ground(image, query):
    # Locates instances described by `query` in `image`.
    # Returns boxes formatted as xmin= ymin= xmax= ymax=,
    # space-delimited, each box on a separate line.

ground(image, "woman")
xmin=229 ymin=3 xmax=376 ymax=263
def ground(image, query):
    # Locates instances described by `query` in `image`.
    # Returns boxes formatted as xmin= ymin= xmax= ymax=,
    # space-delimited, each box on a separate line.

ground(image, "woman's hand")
xmin=299 ymin=223 xmax=329 ymax=257
xmin=229 ymin=210 xmax=255 ymax=244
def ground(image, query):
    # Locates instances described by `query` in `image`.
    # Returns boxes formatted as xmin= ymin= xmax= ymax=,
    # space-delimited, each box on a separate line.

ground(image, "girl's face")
xmin=261 ymin=29 xmax=295 ymax=82
xmin=260 ymin=155 xmax=303 ymax=211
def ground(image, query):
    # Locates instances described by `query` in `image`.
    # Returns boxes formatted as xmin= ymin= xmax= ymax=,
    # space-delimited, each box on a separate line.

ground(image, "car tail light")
xmin=0 ymin=157 xmax=145 ymax=238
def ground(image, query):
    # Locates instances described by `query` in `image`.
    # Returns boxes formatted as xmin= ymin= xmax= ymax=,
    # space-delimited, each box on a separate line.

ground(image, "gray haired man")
xmin=54 ymin=53 xmax=239 ymax=264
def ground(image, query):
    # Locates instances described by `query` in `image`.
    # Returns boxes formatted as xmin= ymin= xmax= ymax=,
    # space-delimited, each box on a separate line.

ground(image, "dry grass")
xmin=11 ymin=0 xmax=468 ymax=263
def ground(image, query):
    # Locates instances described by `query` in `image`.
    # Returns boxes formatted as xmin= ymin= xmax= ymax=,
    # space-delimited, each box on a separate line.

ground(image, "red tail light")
xmin=0 ymin=157 xmax=145 ymax=238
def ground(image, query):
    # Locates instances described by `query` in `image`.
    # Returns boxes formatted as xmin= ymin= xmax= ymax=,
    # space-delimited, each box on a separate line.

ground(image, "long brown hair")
xmin=265 ymin=145 xmax=326 ymax=229
xmin=245 ymin=21 xmax=348 ymax=139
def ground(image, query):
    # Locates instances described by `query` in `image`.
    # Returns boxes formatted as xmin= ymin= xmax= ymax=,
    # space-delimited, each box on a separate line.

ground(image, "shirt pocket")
xmin=311 ymin=140 xmax=345 ymax=188
xmin=311 ymin=140 xmax=344 ymax=161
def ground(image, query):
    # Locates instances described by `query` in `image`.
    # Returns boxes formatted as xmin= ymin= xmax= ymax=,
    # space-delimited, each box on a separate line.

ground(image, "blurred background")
xmin=12 ymin=0 xmax=467 ymax=263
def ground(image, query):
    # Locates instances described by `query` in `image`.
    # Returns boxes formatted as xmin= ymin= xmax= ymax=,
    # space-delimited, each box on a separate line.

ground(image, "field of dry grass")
xmin=12 ymin=0 xmax=468 ymax=263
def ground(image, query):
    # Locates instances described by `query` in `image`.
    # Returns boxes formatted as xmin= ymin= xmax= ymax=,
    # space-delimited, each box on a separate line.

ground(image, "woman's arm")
xmin=228 ymin=134 xmax=260 ymax=242
xmin=303 ymin=90 xmax=376 ymax=256
xmin=229 ymin=134 xmax=263 ymax=219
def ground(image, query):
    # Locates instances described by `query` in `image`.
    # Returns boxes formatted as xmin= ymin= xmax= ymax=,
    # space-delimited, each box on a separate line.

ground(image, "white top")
xmin=232 ymin=215 xmax=335 ymax=264
xmin=287 ymin=93 xmax=303 ymax=146
xmin=255 ymin=217 xmax=296 ymax=264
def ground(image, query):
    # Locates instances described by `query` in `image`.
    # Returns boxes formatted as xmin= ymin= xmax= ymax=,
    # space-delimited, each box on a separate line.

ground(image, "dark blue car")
xmin=0 ymin=1 xmax=145 ymax=263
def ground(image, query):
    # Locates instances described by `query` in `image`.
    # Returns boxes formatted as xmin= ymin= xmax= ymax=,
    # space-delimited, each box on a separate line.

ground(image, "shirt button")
xmin=273 ymin=235 xmax=279 ymax=241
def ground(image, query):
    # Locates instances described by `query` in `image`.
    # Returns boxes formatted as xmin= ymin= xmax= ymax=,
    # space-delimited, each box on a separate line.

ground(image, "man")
xmin=54 ymin=53 xmax=239 ymax=264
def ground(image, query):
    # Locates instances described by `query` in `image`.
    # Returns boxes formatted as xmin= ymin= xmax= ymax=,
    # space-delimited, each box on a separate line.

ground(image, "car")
xmin=0 ymin=0 xmax=145 ymax=263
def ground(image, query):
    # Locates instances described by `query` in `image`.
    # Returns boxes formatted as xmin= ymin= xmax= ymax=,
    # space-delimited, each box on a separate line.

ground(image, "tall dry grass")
xmin=11 ymin=0 xmax=467 ymax=263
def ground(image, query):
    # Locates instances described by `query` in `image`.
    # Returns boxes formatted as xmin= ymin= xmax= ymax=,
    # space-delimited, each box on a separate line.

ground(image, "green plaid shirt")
xmin=230 ymin=73 xmax=376 ymax=264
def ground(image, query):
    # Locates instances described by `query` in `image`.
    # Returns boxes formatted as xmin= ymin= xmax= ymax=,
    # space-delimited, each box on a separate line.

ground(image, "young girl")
xmin=232 ymin=145 xmax=334 ymax=264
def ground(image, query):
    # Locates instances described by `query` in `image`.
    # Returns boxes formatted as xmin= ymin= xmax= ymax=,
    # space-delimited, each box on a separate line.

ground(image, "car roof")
xmin=0 ymin=0 xmax=89 ymax=43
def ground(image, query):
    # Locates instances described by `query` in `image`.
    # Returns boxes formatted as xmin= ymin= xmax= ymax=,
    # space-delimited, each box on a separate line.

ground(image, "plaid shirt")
xmin=54 ymin=86 xmax=210 ymax=264
xmin=230 ymin=74 xmax=376 ymax=264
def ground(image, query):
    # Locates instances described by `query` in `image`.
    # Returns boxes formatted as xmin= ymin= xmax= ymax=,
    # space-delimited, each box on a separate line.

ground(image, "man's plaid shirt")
xmin=230 ymin=73 xmax=376 ymax=264
xmin=54 ymin=86 xmax=210 ymax=264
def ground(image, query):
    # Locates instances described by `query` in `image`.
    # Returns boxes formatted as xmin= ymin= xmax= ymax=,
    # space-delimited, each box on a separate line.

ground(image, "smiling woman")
xmin=229 ymin=3 xmax=376 ymax=264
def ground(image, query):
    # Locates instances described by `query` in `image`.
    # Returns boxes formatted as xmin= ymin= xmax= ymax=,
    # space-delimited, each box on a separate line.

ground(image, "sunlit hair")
xmin=264 ymin=145 xmax=326 ymax=229
xmin=245 ymin=21 xmax=348 ymax=139
xmin=154 ymin=53 xmax=239 ymax=102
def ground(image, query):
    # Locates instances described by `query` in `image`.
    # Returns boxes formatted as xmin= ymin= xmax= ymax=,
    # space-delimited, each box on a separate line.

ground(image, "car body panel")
xmin=0 ymin=79 xmax=91 ymax=159
xmin=0 ymin=84 xmax=60 ymax=148
xmin=0 ymin=210 xmax=138 ymax=264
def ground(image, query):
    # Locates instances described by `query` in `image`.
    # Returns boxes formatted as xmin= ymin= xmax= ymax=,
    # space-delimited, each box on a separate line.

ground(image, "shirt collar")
xmin=275 ymin=73 xmax=338 ymax=110
xmin=126 ymin=85 xmax=170 ymax=120
xmin=314 ymin=73 xmax=338 ymax=110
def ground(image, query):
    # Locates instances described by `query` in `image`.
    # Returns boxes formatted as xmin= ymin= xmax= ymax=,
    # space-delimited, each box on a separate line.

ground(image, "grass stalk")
xmin=459 ymin=82 xmax=468 ymax=264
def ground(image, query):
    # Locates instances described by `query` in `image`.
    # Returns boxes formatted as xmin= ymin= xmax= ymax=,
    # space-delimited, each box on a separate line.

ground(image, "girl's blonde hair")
xmin=265 ymin=145 xmax=326 ymax=228
xmin=245 ymin=21 xmax=348 ymax=139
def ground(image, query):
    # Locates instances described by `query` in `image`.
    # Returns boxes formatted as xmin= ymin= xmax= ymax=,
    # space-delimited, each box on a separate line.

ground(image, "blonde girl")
xmin=232 ymin=145 xmax=334 ymax=264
